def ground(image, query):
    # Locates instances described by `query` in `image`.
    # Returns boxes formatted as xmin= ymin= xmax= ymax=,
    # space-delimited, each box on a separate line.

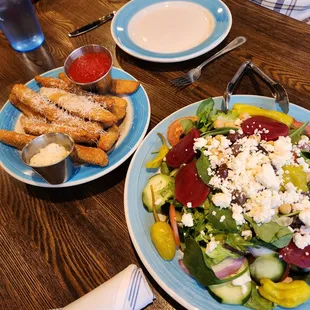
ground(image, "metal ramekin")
xmin=21 ymin=133 xmax=75 ymax=185
xmin=64 ymin=44 xmax=113 ymax=94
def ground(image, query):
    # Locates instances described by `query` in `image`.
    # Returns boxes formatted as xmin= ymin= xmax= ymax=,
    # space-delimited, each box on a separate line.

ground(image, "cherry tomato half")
xmin=166 ymin=128 xmax=200 ymax=168
xmin=241 ymin=116 xmax=289 ymax=141
xmin=175 ymin=160 xmax=210 ymax=208
xmin=292 ymin=119 xmax=310 ymax=136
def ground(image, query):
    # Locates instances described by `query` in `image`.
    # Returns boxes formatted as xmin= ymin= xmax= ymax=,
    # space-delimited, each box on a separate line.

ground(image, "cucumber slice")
xmin=250 ymin=254 xmax=286 ymax=283
xmin=142 ymin=174 xmax=174 ymax=212
xmin=208 ymin=270 xmax=252 ymax=305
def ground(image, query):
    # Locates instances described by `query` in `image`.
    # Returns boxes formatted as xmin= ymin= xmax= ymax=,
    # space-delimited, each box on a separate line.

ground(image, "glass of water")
xmin=0 ymin=0 xmax=44 ymax=52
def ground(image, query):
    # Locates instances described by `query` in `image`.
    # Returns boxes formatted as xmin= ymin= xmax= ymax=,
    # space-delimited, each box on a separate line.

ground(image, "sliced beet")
xmin=241 ymin=116 xmax=289 ymax=141
xmin=279 ymin=241 xmax=310 ymax=268
xmin=166 ymin=128 xmax=200 ymax=168
xmin=175 ymin=160 xmax=210 ymax=208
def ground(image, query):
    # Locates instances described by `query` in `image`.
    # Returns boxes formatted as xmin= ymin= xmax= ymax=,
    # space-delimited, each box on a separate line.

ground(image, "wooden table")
xmin=1 ymin=1 xmax=310 ymax=309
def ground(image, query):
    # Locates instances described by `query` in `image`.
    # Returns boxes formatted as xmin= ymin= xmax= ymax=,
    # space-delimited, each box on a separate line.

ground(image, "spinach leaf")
xmin=180 ymin=119 xmax=195 ymax=135
xmin=290 ymin=121 xmax=309 ymax=144
xmin=272 ymin=233 xmax=293 ymax=248
xmin=196 ymin=98 xmax=215 ymax=118
xmin=201 ymin=127 xmax=237 ymax=137
xmin=250 ymin=238 xmax=278 ymax=251
xmin=183 ymin=238 xmax=223 ymax=286
xmin=244 ymin=282 xmax=276 ymax=310
xmin=301 ymin=151 xmax=310 ymax=165
xmin=196 ymin=153 xmax=211 ymax=184
xmin=208 ymin=204 xmax=238 ymax=232
xmin=196 ymin=98 xmax=215 ymax=132
xmin=206 ymin=244 xmax=239 ymax=264
xmin=225 ymin=233 xmax=254 ymax=252
xmin=245 ymin=215 xmax=293 ymax=248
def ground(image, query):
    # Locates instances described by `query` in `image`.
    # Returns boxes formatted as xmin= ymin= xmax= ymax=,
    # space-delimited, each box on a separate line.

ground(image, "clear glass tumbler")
xmin=0 ymin=0 xmax=44 ymax=52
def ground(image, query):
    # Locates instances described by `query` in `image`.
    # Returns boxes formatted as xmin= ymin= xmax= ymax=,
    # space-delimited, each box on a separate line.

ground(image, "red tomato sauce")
xmin=68 ymin=52 xmax=112 ymax=83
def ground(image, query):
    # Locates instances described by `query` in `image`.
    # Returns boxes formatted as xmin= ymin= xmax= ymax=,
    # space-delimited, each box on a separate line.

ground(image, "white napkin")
xmin=58 ymin=265 xmax=154 ymax=310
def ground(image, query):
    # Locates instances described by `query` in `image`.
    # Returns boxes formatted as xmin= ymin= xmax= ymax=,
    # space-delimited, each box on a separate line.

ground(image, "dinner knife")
xmin=68 ymin=11 xmax=116 ymax=37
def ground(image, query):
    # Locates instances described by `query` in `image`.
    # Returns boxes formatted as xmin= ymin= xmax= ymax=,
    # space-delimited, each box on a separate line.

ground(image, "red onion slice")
xmin=211 ymin=257 xmax=246 ymax=279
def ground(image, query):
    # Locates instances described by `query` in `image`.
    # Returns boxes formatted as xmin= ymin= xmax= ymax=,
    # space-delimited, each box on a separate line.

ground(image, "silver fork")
xmin=170 ymin=36 xmax=247 ymax=87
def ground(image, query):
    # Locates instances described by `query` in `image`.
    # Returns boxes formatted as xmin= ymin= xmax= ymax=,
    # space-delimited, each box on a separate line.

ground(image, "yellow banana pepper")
xmin=259 ymin=278 xmax=310 ymax=308
xmin=145 ymin=133 xmax=169 ymax=168
xmin=233 ymin=104 xmax=293 ymax=127
xmin=282 ymin=165 xmax=308 ymax=192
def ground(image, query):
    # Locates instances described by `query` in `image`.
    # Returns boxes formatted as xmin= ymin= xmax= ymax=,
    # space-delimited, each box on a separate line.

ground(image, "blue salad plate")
xmin=0 ymin=67 xmax=150 ymax=188
xmin=124 ymin=96 xmax=310 ymax=310
xmin=111 ymin=0 xmax=232 ymax=63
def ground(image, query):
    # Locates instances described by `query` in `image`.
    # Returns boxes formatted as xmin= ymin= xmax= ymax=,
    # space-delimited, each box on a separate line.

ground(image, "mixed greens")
xmin=142 ymin=99 xmax=310 ymax=309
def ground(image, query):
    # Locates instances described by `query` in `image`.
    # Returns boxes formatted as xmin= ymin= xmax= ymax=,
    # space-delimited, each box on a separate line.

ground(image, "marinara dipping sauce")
xmin=68 ymin=52 xmax=112 ymax=83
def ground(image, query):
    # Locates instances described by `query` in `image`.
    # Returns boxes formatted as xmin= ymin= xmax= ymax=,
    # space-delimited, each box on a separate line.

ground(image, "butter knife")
xmin=68 ymin=11 xmax=116 ymax=37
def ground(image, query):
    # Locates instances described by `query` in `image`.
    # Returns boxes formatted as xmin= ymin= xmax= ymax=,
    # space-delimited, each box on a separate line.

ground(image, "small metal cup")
xmin=21 ymin=133 xmax=75 ymax=185
xmin=64 ymin=44 xmax=113 ymax=94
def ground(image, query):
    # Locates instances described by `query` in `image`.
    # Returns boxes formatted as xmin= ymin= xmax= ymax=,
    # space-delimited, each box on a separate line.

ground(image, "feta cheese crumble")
xmin=212 ymin=193 xmax=231 ymax=209
xmin=232 ymin=272 xmax=251 ymax=294
xmin=181 ymin=213 xmax=194 ymax=227
xmin=241 ymin=230 xmax=252 ymax=239
xmin=255 ymin=163 xmax=280 ymax=191
xmin=158 ymin=214 xmax=167 ymax=222
xmin=205 ymin=237 xmax=219 ymax=253
xmin=192 ymin=128 xmax=310 ymax=248
xmin=299 ymin=210 xmax=310 ymax=226
xmin=219 ymin=215 xmax=226 ymax=222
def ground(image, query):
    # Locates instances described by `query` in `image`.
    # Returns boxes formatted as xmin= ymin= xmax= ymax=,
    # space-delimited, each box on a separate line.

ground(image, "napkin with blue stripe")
xmin=59 ymin=265 xmax=154 ymax=310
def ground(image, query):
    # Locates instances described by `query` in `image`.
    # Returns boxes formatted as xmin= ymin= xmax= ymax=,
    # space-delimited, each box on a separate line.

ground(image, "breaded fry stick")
xmin=110 ymin=79 xmax=140 ymax=95
xmin=0 ymin=130 xmax=108 ymax=167
xmin=20 ymin=116 xmax=99 ymax=144
xmin=57 ymin=74 xmax=127 ymax=119
xmin=37 ymin=75 xmax=115 ymax=108
xmin=35 ymin=75 xmax=84 ymax=95
xmin=39 ymin=87 xmax=117 ymax=124
xmin=0 ymin=129 xmax=34 ymax=150
xmin=72 ymin=144 xmax=108 ymax=167
xmin=10 ymin=85 xmax=103 ymax=135
xmin=58 ymin=72 xmax=71 ymax=83
xmin=108 ymin=96 xmax=127 ymax=121
xmin=98 ymin=124 xmax=120 ymax=152
xmin=10 ymin=98 xmax=42 ymax=117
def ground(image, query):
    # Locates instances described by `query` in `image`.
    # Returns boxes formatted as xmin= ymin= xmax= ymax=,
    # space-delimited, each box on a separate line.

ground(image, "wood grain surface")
xmin=0 ymin=0 xmax=310 ymax=309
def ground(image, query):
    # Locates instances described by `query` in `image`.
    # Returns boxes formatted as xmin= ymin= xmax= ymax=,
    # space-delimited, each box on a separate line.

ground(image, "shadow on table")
xmin=115 ymin=35 xmax=231 ymax=74
xmin=20 ymin=41 xmax=58 ymax=75
xmin=25 ymin=156 xmax=131 ymax=203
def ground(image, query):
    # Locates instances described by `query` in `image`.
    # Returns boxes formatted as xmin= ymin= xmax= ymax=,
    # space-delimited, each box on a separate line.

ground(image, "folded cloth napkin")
xmin=56 ymin=265 xmax=154 ymax=310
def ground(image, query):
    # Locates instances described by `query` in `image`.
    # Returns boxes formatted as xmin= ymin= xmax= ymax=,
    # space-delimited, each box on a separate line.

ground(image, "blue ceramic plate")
xmin=0 ymin=67 xmax=150 ymax=188
xmin=124 ymin=96 xmax=310 ymax=310
xmin=111 ymin=0 xmax=232 ymax=63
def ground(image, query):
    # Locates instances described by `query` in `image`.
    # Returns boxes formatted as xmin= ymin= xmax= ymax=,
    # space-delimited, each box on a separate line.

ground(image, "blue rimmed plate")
xmin=0 ymin=67 xmax=150 ymax=188
xmin=111 ymin=0 xmax=232 ymax=63
xmin=124 ymin=96 xmax=310 ymax=310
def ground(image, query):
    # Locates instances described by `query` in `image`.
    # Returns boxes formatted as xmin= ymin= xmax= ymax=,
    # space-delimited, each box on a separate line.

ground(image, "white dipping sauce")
xmin=30 ymin=143 xmax=69 ymax=166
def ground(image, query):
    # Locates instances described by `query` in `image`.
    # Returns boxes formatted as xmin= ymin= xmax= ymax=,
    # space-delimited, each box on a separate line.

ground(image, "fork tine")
xmin=174 ymin=80 xmax=192 ymax=87
xmin=170 ymin=76 xmax=192 ymax=87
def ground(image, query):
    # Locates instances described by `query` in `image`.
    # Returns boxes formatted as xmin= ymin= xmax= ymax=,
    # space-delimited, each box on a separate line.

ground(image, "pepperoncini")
xmin=282 ymin=165 xmax=308 ymax=192
xmin=145 ymin=133 xmax=169 ymax=169
xmin=150 ymin=185 xmax=176 ymax=260
xmin=232 ymin=104 xmax=293 ymax=127
xmin=258 ymin=278 xmax=310 ymax=308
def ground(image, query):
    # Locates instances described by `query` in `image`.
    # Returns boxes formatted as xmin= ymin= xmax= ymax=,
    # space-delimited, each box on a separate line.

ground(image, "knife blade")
xmin=68 ymin=11 xmax=116 ymax=37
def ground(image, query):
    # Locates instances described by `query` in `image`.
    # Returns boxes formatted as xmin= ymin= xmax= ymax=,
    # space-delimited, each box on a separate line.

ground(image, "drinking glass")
xmin=0 ymin=0 xmax=44 ymax=52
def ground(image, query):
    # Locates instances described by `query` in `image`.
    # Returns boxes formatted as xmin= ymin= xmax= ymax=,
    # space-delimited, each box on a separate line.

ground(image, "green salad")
xmin=142 ymin=99 xmax=310 ymax=309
